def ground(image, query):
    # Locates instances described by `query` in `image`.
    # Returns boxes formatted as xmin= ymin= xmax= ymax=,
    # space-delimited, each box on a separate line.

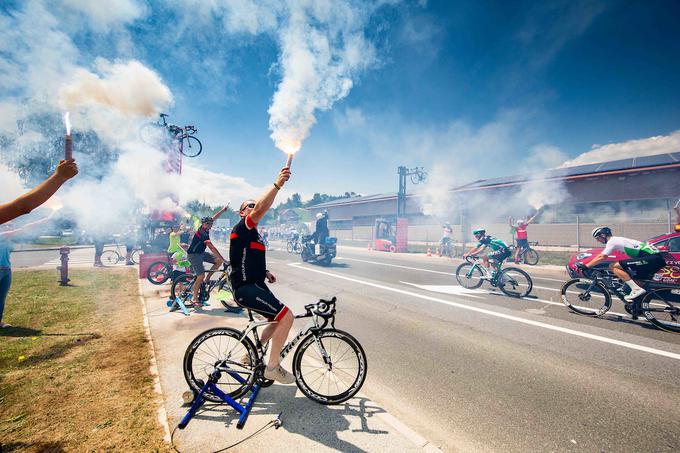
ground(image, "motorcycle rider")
xmin=314 ymin=211 xmax=329 ymax=253
xmin=578 ymin=226 xmax=667 ymax=301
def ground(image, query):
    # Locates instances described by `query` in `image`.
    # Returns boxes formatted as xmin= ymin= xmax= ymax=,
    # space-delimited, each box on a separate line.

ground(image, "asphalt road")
xmin=263 ymin=242 xmax=680 ymax=452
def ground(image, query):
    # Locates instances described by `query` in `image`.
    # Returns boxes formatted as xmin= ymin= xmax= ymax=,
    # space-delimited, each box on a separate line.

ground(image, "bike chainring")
xmin=254 ymin=363 xmax=275 ymax=387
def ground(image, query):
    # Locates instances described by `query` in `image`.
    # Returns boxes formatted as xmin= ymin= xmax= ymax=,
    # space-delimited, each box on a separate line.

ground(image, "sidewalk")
xmin=138 ymin=280 xmax=441 ymax=452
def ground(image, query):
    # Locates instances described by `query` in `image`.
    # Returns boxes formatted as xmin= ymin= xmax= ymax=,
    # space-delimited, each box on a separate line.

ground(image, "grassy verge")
xmin=0 ymin=268 xmax=170 ymax=452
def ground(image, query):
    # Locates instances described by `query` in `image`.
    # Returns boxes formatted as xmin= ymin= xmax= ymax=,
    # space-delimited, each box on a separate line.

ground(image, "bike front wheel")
xmin=171 ymin=273 xmax=194 ymax=300
xmin=522 ymin=248 xmax=539 ymax=265
xmin=456 ymin=263 xmax=484 ymax=289
xmin=183 ymin=328 xmax=257 ymax=402
xmin=100 ymin=250 xmax=120 ymax=266
xmin=641 ymin=287 xmax=680 ymax=333
xmin=498 ymin=267 xmax=533 ymax=297
xmin=286 ymin=242 xmax=294 ymax=253
xmin=179 ymin=135 xmax=202 ymax=157
xmin=130 ymin=249 xmax=141 ymax=264
xmin=561 ymin=278 xmax=611 ymax=316
xmin=293 ymin=329 xmax=367 ymax=405
xmin=147 ymin=261 xmax=171 ymax=285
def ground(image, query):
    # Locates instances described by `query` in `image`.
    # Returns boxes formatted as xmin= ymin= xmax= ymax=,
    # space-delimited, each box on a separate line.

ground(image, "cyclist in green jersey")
xmin=463 ymin=228 xmax=512 ymax=276
xmin=579 ymin=226 xmax=667 ymax=301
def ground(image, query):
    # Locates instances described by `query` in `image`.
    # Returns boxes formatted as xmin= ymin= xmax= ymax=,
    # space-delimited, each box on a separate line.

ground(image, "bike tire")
xmin=130 ymin=249 xmax=141 ymax=265
xmin=523 ymin=248 xmax=539 ymax=266
xmin=100 ymin=250 xmax=120 ymax=266
xmin=183 ymin=327 xmax=258 ymax=402
xmin=498 ymin=267 xmax=533 ymax=298
xmin=641 ymin=287 xmax=680 ymax=334
xmin=455 ymin=263 xmax=484 ymax=289
xmin=286 ymin=242 xmax=294 ymax=253
xmin=179 ymin=135 xmax=202 ymax=158
xmin=293 ymin=243 xmax=303 ymax=254
xmin=171 ymin=273 xmax=195 ymax=300
xmin=139 ymin=123 xmax=165 ymax=145
xmin=293 ymin=329 xmax=367 ymax=405
xmin=561 ymin=278 xmax=611 ymax=316
xmin=146 ymin=261 xmax=171 ymax=285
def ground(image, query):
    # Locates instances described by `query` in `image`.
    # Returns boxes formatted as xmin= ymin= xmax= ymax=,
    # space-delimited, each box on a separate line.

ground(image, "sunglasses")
xmin=244 ymin=203 xmax=256 ymax=209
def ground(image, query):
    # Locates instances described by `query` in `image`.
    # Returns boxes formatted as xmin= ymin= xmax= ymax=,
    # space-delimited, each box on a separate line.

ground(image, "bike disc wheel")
xmin=100 ymin=250 xmax=120 ymax=266
xmin=171 ymin=274 xmax=194 ymax=300
xmin=523 ymin=248 xmax=539 ymax=265
xmin=146 ymin=261 xmax=170 ymax=285
xmin=179 ymin=136 xmax=202 ymax=157
xmin=641 ymin=288 xmax=680 ymax=333
xmin=456 ymin=263 xmax=484 ymax=289
xmin=293 ymin=329 xmax=367 ymax=405
xmin=561 ymin=279 xmax=611 ymax=316
xmin=183 ymin=328 xmax=257 ymax=402
xmin=498 ymin=267 xmax=533 ymax=297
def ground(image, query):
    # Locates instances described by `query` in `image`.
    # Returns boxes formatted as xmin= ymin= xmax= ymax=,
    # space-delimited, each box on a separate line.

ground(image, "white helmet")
xmin=316 ymin=213 xmax=323 ymax=219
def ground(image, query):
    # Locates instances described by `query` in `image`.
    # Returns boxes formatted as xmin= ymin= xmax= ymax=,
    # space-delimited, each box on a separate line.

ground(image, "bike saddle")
xmin=160 ymin=113 xmax=168 ymax=118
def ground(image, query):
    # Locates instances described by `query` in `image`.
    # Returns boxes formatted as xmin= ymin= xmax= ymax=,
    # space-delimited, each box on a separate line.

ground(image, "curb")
xmin=136 ymin=279 xmax=172 ymax=444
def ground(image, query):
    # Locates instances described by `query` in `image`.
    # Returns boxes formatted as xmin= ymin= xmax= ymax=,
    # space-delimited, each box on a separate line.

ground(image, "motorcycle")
xmin=300 ymin=235 xmax=337 ymax=266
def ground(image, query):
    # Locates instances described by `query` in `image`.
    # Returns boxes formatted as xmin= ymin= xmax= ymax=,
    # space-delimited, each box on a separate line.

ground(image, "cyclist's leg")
xmin=187 ymin=253 xmax=206 ymax=302
xmin=203 ymin=252 xmax=222 ymax=282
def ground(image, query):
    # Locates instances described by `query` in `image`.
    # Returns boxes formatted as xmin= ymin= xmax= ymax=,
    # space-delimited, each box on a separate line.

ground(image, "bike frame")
xmin=466 ymin=256 xmax=505 ymax=285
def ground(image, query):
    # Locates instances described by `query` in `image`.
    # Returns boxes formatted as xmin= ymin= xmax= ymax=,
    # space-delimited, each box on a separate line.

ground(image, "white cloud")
xmin=561 ymin=130 xmax=680 ymax=167
xmin=62 ymin=0 xmax=146 ymax=30
xmin=180 ymin=163 xmax=269 ymax=207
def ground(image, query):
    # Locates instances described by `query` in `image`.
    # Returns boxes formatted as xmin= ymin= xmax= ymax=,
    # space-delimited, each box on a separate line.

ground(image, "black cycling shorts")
xmin=187 ymin=251 xmax=215 ymax=274
xmin=234 ymin=282 xmax=289 ymax=321
xmin=488 ymin=249 xmax=511 ymax=263
xmin=619 ymin=253 xmax=666 ymax=281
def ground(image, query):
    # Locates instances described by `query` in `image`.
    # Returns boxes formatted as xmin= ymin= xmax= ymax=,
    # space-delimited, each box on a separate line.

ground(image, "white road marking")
xmin=400 ymin=282 xmax=485 ymax=299
xmin=289 ymin=263 xmax=680 ymax=361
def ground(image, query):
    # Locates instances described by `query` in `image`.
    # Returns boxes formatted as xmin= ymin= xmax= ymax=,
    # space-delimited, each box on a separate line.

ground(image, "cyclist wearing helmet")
xmin=509 ymin=208 xmax=540 ymax=263
xmin=578 ymin=226 xmax=667 ymax=301
xmin=463 ymin=228 xmax=511 ymax=275
xmin=186 ymin=205 xmax=229 ymax=304
xmin=230 ymin=166 xmax=294 ymax=384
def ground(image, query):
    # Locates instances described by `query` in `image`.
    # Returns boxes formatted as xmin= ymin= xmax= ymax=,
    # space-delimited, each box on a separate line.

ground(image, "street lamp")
xmin=396 ymin=166 xmax=427 ymax=252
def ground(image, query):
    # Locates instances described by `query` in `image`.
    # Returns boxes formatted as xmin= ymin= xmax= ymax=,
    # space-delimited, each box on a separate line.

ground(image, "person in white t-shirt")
xmin=578 ymin=226 xmax=666 ymax=301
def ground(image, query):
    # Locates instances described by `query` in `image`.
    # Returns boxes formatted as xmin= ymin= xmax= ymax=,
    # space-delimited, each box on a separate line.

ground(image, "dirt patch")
xmin=0 ymin=268 xmax=170 ymax=452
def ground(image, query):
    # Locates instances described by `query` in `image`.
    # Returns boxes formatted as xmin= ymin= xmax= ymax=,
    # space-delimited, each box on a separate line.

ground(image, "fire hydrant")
xmin=58 ymin=246 xmax=70 ymax=286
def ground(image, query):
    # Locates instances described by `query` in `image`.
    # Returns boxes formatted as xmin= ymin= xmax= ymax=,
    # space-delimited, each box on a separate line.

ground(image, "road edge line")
xmin=137 ymin=278 xmax=172 ymax=444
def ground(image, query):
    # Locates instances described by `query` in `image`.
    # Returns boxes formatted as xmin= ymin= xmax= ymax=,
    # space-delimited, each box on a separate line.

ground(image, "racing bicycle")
xmin=183 ymin=296 xmax=367 ymax=405
xmin=286 ymin=235 xmax=303 ymax=254
xmin=139 ymin=113 xmax=203 ymax=157
xmin=456 ymin=255 xmax=533 ymax=297
xmin=100 ymin=241 xmax=140 ymax=266
xmin=561 ymin=268 xmax=680 ymax=333
xmin=438 ymin=239 xmax=459 ymax=258
xmin=170 ymin=262 xmax=242 ymax=311
xmin=508 ymin=241 xmax=540 ymax=265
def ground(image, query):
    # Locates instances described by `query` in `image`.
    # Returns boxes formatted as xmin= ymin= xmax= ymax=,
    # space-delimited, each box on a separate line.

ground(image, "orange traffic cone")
xmin=427 ymin=248 xmax=432 ymax=257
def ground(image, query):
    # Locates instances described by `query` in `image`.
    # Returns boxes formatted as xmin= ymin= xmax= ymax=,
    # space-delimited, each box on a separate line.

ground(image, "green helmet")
xmin=472 ymin=228 xmax=485 ymax=236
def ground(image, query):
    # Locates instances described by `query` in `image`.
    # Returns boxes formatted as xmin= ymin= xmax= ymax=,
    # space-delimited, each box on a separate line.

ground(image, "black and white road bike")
xmin=183 ymin=297 xmax=367 ymax=404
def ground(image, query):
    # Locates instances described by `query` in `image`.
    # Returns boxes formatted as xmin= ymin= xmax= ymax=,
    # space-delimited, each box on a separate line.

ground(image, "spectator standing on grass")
xmin=0 ymin=215 xmax=54 ymax=328
xmin=0 ymin=159 xmax=78 ymax=225
xmin=92 ymin=230 xmax=106 ymax=267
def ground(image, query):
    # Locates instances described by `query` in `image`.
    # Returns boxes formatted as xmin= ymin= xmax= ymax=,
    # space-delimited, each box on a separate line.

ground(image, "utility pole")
xmin=396 ymin=166 xmax=427 ymax=252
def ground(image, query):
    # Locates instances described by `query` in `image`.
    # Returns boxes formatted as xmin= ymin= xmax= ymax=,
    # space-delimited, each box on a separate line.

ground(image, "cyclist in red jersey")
xmin=510 ymin=208 xmax=539 ymax=264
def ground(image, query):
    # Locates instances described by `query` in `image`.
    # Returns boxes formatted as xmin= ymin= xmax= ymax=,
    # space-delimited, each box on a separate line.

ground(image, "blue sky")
xmin=3 ymin=0 xmax=680 ymax=201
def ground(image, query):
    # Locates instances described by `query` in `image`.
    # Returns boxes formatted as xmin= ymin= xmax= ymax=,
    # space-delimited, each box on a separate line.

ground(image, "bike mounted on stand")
xmin=179 ymin=297 xmax=367 ymax=430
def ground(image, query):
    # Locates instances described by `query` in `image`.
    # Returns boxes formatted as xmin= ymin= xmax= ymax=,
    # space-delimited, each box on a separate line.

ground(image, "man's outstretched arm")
xmin=249 ymin=167 xmax=291 ymax=225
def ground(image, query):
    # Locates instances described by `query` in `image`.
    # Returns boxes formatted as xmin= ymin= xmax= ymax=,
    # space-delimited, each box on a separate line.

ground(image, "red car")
xmin=566 ymin=231 xmax=680 ymax=285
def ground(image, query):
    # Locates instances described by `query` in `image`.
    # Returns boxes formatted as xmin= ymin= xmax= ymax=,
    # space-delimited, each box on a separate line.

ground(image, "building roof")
xmin=307 ymin=192 xmax=396 ymax=209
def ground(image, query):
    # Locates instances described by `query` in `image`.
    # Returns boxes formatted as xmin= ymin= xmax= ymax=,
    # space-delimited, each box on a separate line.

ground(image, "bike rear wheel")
xmin=498 ymin=267 xmax=533 ymax=297
xmin=179 ymin=135 xmax=202 ymax=157
xmin=171 ymin=274 xmax=195 ymax=300
xmin=183 ymin=328 xmax=257 ymax=402
xmin=130 ymin=249 xmax=141 ymax=264
xmin=641 ymin=287 xmax=680 ymax=333
xmin=293 ymin=242 xmax=303 ymax=254
xmin=147 ymin=261 xmax=171 ymax=285
xmin=522 ymin=248 xmax=539 ymax=265
xmin=100 ymin=250 xmax=120 ymax=266
xmin=456 ymin=263 xmax=484 ymax=289
xmin=286 ymin=242 xmax=294 ymax=253
xmin=293 ymin=329 xmax=367 ymax=405
xmin=561 ymin=278 xmax=611 ymax=316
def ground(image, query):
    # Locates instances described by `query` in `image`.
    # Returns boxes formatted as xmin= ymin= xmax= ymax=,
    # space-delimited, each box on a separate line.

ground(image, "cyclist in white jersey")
xmin=579 ymin=226 xmax=666 ymax=301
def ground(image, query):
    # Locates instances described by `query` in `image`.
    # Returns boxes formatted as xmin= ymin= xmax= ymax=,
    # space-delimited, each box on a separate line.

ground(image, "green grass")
xmin=0 ymin=268 xmax=170 ymax=452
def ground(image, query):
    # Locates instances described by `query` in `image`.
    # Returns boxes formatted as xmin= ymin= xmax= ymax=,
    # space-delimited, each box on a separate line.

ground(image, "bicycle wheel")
xmin=171 ymin=273 xmax=194 ymax=300
xmin=179 ymin=135 xmax=202 ymax=157
xmin=523 ymin=248 xmax=539 ymax=265
xmin=100 ymin=250 xmax=120 ymax=266
xmin=146 ymin=261 xmax=171 ymax=285
xmin=293 ymin=242 xmax=302 ymax=254
xmin=641 ymin=287 xmax=680 ymax=333
xmin=286 ymin=242 xmax=294 ymax=253
xmin=455 ymin=263 xmax=484 ymax=289
xmin=561 ymin=278 xmax=611 ymax=316
xmin=498 ymin=267 xmax=533 ymax=297
xmin=130 ymin=249 xmax=141 ymax=265
xmin=139 ymin=123 xmax=165 ymax=145
xmin=183 ymin=327 xmax=257 ymax=402
xmin=293 ymin=329 xmax=367 ymax=405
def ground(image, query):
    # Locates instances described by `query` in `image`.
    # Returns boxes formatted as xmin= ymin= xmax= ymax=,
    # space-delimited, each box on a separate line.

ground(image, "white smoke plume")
xmin=561 ymin=130 xmax=680 ymax=167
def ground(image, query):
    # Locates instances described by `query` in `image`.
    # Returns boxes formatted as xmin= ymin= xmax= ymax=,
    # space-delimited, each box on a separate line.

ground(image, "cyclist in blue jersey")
xmin=463 ymin=228 xmax=511 ymax=277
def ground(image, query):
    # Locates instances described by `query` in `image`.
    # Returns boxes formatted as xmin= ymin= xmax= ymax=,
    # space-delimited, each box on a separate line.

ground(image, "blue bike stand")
xmin=178 ymin=369 xmax=261 ymax=430
xmin=167 ymin=297 xmax=190 ymax=316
